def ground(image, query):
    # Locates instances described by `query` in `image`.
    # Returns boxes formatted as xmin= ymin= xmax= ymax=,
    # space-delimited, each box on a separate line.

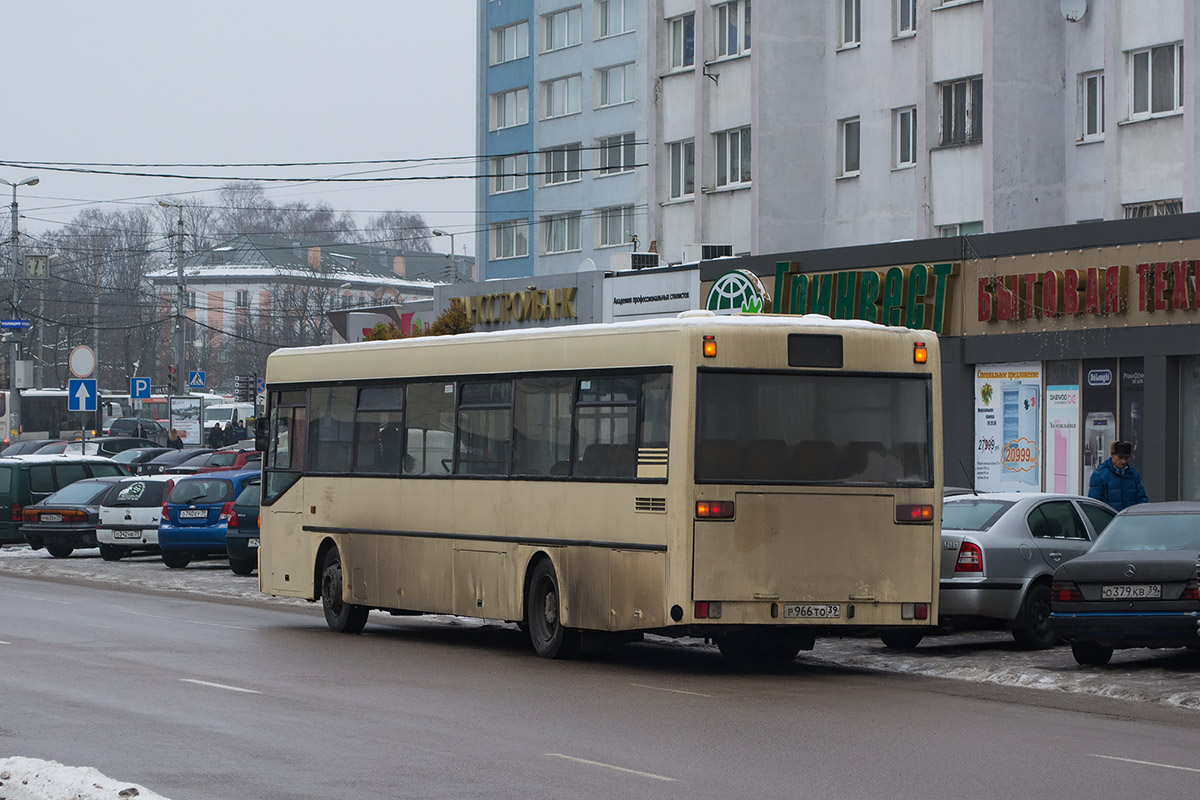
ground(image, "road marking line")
xmin=0 ymin=640 xmax=9 ymax=645
xmin=121 ymin=609 xmax=251 ymax=630
xmin=630 ymin=683 xmax=713 ymax=698
xmin=545 ymin=754 xmax=675 ymax=782
xmin=180 ymin=678 xmax=261 ymax=695
xmin=0 ymin=590 xmax=75 ymax=605
xmin=1089 ymin=754 xmax=1200 ymax=774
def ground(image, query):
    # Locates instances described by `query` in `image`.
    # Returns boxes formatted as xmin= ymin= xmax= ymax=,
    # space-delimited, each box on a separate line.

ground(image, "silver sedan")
xmin=881 ymin=492 xmax=1117 ymax=650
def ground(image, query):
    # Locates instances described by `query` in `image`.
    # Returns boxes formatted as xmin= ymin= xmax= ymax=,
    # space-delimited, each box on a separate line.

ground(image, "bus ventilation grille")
xmin=635 ymin=497 xmax=667 ymax=514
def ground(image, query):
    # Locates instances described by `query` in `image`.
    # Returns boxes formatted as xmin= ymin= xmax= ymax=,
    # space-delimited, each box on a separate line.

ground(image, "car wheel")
xmin=161 ymin=551 xmax=191 ymax=569
xmin=525 ymin=558 xmax=579 ymax=659
xmin=229 ymin=557 xmax=255 ymax=576
xmin=1012 ymin=582 xmax=1057 ymax=650
xmin=45 ymin=542 xmax=74 ymax=559
xmin=99 ymin=544 xmax=123 ymax=562
xmin=321 ymin=546 xmax=368 ymax=633
xmin=1071 ymin=641 xmax=1114 ymax=666
xmin=880 ymin=629 xmax=925 ymax=650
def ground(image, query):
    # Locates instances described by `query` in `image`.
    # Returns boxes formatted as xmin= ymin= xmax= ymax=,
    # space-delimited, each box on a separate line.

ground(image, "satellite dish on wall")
xmin=1060 ymin=0 xmax=1087 ymax=22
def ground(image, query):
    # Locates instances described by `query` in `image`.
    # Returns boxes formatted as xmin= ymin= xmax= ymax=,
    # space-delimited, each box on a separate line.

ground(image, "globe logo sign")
xmin=705 ymin=269 xmax=770 ymax=315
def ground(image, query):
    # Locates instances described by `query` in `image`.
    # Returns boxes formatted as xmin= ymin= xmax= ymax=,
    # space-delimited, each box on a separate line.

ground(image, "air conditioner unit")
xmin=610 ymin=252 xmax=662 ymax=270
xmin=682 ymin=243 xmax=734 ymax=262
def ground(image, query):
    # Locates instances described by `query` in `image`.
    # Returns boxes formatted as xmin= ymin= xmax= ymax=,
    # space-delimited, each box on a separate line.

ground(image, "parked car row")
xmin=885 ymin=490 xmax=1199 ymax=667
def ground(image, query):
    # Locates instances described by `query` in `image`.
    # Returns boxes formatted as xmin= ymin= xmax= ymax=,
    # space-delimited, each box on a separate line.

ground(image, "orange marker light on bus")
xmin=696 ymin=500 xmax=734 ymax=519
xmin=895 ymin=504 xmax=934 ymax=523
xmin=913 ymin=341 xmax=928 ymax=364
xmin=702 ymin=335 xmax=717 ymax=357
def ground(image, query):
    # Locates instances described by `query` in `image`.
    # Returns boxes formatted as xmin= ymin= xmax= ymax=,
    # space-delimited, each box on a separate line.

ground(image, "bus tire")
xmin=880 ymin=629 xmax=925 ymax=650
xmin=45 ymin=542 xmax=74 ymax=559
xmin=526 ymin=559 xmax=579 ymax=659
xmin=99 ymin=544 xmax=123 ymax=562
xmin=717 ymin=631 xmax=809 ymax=665
xmin=321 ymin=546 xmax=368 ymax=634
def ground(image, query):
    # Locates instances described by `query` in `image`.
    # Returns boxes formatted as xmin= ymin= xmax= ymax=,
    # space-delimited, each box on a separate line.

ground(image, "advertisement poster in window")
xmin=974 ymin=362 xmax=1042 ymax=492
xmin=1119 ymin=357 xmax=1144 ymax=467
xmin=1081 ymin=357 xmax=1117 ymax=490
xmin=1045 ymin=385 xmax=1080 ymax=494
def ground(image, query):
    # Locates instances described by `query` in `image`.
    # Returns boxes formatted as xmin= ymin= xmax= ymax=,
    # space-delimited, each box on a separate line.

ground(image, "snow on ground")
xmin=0 ymin=756 xmax=169 ymax=800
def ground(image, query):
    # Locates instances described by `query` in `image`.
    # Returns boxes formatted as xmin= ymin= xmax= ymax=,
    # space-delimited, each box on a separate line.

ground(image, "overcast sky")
xmin=6 ymin=1 xmax=478 ymax=254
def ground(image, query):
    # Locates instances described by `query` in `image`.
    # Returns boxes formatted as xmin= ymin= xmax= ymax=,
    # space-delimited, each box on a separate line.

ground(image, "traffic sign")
xmin=130 ymin=376 xmax=151 ymax=399
xmin=188 ymin=370 xmax=206 ymax=389
xmin=256 ymin=377 xmax=265 ymax=394
xmin=0 ymin=319 xmax=31 ymax=329
xmin=69 ymin=345 xmax=96 ymax=378
xmin=68 ymin=378 xmax=98 ymax=412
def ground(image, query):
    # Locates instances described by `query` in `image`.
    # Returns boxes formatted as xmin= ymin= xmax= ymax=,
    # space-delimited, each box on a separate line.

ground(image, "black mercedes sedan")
xmin=1049 ymin=501 xmax=1200 ymax=666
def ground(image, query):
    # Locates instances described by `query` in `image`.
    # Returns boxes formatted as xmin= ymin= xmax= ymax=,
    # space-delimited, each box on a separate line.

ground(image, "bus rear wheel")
xmin=321 ymin=546 xmax=368 ymax=634
xmin=526 ymin=559 xmax=579 ymax=659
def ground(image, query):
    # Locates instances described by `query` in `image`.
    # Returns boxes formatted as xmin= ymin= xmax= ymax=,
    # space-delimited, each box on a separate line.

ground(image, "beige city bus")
xmin=258 ymin=312 xmax=942 ymax=662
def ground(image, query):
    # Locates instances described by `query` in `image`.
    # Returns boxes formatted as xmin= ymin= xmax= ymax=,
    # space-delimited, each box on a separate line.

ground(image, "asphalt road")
xmin=2 ymin=567 xmax=1199 ymax=800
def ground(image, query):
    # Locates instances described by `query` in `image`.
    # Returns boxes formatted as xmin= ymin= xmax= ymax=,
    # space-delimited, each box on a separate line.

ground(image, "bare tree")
xmin=363 ymin=210 xmax=433 ymax=252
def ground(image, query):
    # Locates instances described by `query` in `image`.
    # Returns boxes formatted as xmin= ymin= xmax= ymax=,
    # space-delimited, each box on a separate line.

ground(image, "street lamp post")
xmin=159 ymin=201 xmax=186 ymax=392
xmin=2 ymin=176 xmax=39 ymax=441
xmin=432 ymin=229 xmax=457 ymax=283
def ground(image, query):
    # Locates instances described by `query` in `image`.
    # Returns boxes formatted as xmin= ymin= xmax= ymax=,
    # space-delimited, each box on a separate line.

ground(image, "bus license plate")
xmin=39 ymin=514 xmax=63 ymax=523
xmin=179 ymin=510 xmax=207 ymax=519
xmin=783 ymin=603 xmax=841 ymax=619
xmin=1101 ymin=584 xmax=1161 ymax=600
xmin=248 ymin=538 xmax=259 ymax=548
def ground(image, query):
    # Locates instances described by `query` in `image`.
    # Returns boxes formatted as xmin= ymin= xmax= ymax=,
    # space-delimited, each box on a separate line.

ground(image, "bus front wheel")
xmin=321 ymin=546 xmax=368 ymax=634
xmin=526 ymin=559 xmax=579 ymax=659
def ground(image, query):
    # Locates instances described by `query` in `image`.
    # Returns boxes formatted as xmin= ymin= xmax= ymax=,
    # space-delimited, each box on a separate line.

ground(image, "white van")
xmin=202 ymin=403 xmax=255 ymax=427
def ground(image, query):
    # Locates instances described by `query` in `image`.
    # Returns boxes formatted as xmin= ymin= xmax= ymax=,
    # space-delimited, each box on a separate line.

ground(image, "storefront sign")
xmin=978 ymin=261 xmax=1200 ymax=323
xmin=974 ymin=362 xmax=1043 ymax=492
xmin=449 ymin=286 xmax=577 ymax=325
xmin=772 ymin=262 xmax=957 ymax=333
xmin=607 ymin=269 xmax=698 ymax=321
xmin=705 ymin=269 xmax=770 ymax=314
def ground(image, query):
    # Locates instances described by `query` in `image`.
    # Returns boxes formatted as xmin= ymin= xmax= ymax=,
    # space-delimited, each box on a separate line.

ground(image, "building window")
xmin=541 ymin=144 xmax=582 ymax=185
xmin=542 ymin=74 xmax=582 ymax=119
xmin=669 ymin=13 xmax=695 ymax=69
xmin=543 ymin=213 xmax=582 ymax=254
xmin=839 ymin=0 xmax=860 ymax=48
xmin=1081 ymin=71 xmax=1104 ymax=140
xmin=1129 ymin=43 xmax=1183 ymax=119
xmin=715 ymin=127 xmax=751 ymax=187
xmin=490 ymin=21 xmax=529 ymax=65
xmin=1123 ymin=199 xmax=1183 ymax=218
xmin=543 ymin=7 xmax=582 ymax=52
xmin=598 ymin=0 xmax=633 ymax=38
xmin=489 ymin=87 xmax=529 ymax=130
xmin=185 ymin=291 xmax=196 ymax=309
xmin=491 ymin=220 xmax=530 ymax=260
xmin=893 ymin=107 xmax=917 ymax=168
xmin=714 ymin=1 xmax=751 ymax=58
xmin=939 ymin=76 xmax=983 ymax=145
xmin=668 ymin=139 xmax=695 ymax=199
xmin=838 ymin=117 xmax=861 ymax=177
xmin=938 ymin=221 xmax=984 ymax=237
xmin=598 ymin=205 xmax=635 ymax=247
xmin=490 ymin=153 xmax=529 ymax=194
xmin=235 ymin=290 xmax=249 ymax=308
xmin=598 ymin=133 xmax=636 ymax=175
xmin=598 ymin=63 xmax=635 ymax=107
xmin=895 ymin=0 xmax=916 ymax=36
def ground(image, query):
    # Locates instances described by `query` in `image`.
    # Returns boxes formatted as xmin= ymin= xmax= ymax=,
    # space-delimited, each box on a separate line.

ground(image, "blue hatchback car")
xmin=159 ymin=469 xmax=261 ymax=569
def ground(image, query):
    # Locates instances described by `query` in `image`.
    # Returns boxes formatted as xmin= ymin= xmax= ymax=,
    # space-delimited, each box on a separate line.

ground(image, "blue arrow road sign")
xmin=130 ymin=376 xmax=151 ymax=399
xmin=0 ymin=319 xmax=31 ymax=329
xmin=68 ymin=378 xmax=98 ymax=412
xmin=188 ymin=370 xmax=206 ymax=389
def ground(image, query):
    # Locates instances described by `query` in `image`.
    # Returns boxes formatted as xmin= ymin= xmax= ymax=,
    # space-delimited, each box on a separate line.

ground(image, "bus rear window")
xmin=695 ymin=371 xmax=932 ymax=486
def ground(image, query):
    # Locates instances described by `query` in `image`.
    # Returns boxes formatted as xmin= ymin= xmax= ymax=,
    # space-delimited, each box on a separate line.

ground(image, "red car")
xmin=194 ymin=448 xmax=261 ymax=474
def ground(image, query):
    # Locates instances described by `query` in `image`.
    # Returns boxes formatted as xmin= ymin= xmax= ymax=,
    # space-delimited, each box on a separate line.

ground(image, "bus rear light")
xmin=913 ymin=341 xmax=928 ymax=364
xmin=1052 ymin=582 xmax=1084 ymax=603
xmin=694 ymin=601 xmax=722 ymax=619
xmin=696 ymin=500 xmax=734 ymax=519
xmin=702 ymin=335 xmax=717 ymax=358
xmin=901 ymin=603 xmax=929 ymax=620
xmin=695 ymin=601 xmax=708 ymax=618
xmin=954 ymin=542 xmax=983 ymax=573
xmin=896 ymin=504 xmax=934 ymax=523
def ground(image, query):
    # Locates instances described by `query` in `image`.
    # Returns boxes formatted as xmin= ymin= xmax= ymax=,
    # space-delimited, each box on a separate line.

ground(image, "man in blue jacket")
xmin=1088 ymin=440 xmax=1149 ymax=511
